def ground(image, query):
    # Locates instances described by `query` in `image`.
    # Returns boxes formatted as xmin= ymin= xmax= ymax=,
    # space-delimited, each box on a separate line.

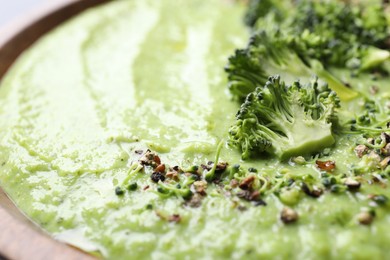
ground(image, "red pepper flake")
xmin=201 ymin=164 xmax=212 ymax=171
xmin=201 ymin=162 xmax=228 ymax=173
xmin=215 ymin=162 xmax=228 ymax=173
xmin=193 ymin=181 xmax=208 ymax=196
xmin=230 ymin=179 xmax=239 ymax=188
xmin=143 ymin=185 xmax=150 ymax=190
xmin=154 ymin=155 xmax=161 ymax=165
xmin=168 ymin=214 xmax=181 ymax=223
xmin=249 ymin=190 xmax=260 ymax=201
xmin=357 ymin=211 xmax=374 ymax=225
xmin=237 ymin=205 xmax=248 ymax=211
xmin=166 ymin=171 xmax=179 ymax=181
xmin=302 ymin=183 xmax=323 ymax=198
xmin=155 ymin=164 xmax=166 ymax=173
xmin=236 ymin=190 xmax=265 ymax=204
xmin=315 ymin=160 xmax=336 ymax=171
xmin=155 ymin=211 xmax=181 ymax=223
xmin=239 ymin=175 xmax=255 ymax=190
xmin=185 ymin=194 xmax=203 ymax=208
xmin=280 ymin=207 xmax=299 ymax=224
xmin=139 ymin=150 xmax=161 ymax=169
xmin=237 ymin=190 xmax=250 ymax=199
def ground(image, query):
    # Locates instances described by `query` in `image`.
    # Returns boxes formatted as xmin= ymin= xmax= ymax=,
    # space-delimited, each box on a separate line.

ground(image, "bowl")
xmin=0 ymin=1 xmax=108 ymax=259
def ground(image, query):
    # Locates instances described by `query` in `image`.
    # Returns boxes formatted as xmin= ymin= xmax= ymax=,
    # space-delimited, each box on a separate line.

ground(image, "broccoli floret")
xmin=305 ymin=2 xmax=388 ymax=46
xmin=228 ymin=75 xmax=340 ymax=160
xmin=240 ymin=0 xmax=390 ymax=79
xmin=289 ymin=0 xmax=390 ymax=71
xmin=225 ymin=31 xmax=358 ymax=101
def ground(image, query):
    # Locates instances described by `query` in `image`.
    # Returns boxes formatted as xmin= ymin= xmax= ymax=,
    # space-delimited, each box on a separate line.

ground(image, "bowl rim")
xmin=0 ymin=0 xmax=107 ymax=80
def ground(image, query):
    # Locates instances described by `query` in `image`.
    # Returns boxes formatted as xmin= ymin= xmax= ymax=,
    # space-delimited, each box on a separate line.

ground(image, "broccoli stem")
xmin=276 ymin=52 xmax=359 ymax=102
xmin=351 ymin=125 xmax=388 ymax=134
xmin=205 ymin=140 xmax=225 ymax=182
xmin=157 ymin=182 xmax=193 ymax=200
xmin=309 ymin=60 xmax=359 ymax=101
xmin=258 ymin=176 xmax=269 ymax=194
xmin=365 ymin=139 xmax=387 ymax=149
xmin=360 ymin=47 xmax=390 ymax=71
xmin=121 ymin=163 xmax=143 ymax=187
xmin=270 ymin=107 xmax=336 ymax=160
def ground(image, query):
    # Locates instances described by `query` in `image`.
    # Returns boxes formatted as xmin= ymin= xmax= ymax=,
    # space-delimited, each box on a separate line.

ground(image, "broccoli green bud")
xmin=183 ymin=165 xmax=199 ymax=174
xmin=248 ymin=167 xmax=258 ymax=173
xmin=322 ymin=177 xmax=337 ymax=188
xmin=330 ymin=184 xmax=346 ymax=193
xmin=115 ymin=186 xmax=125 ymax=196
xmin=225 ymin=164 xmax=246 ymax=180
xmin=228 ymin=75 xmax=339 ymax=161
xmin=127 ymin=182 xmax=138 ymax=191
xmin=308 ymin=60 xmax=358 ymax=101
xmin=225 ymin=49 xmax=269 ymax=101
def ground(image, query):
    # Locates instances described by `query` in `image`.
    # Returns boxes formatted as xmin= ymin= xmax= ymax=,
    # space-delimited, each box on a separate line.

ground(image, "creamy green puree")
xmin=0 ymin=0 xmax=390 ymax=259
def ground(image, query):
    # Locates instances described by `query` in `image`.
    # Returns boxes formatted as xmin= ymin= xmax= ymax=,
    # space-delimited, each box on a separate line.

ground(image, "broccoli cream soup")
xmin=0 ymin=0 xmax=390 ymax=259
